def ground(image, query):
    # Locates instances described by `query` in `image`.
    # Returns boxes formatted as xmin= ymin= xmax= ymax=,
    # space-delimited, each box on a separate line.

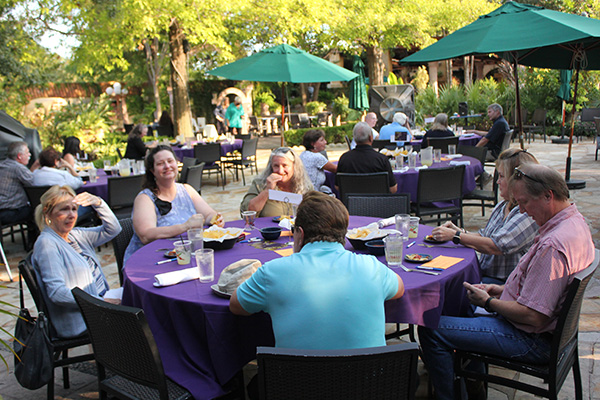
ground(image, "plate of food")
xmin=405 ymin=253 xmax=433 ymax=263
xmin=203 ymin=226 xmax=244 ymax=250
xmin=272 ymin=215 xmax=291 ymax=223
xmin=346 ymin=224 xmax=396 ymax=250
xmin=423 ymin=234 xmax=448 ymax=244
xmin=164 ymin=249 xmax=177 ymax=258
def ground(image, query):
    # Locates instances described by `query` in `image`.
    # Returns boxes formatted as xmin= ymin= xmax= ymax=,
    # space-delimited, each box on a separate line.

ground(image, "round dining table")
xmin=172 ymin=139 xmax=243 ymax=161
xmin=121 ymin=216 xmax=480 ymax=399
xmin=77 ymin=169 xmax=110 ymax=201
xmin=410 ymin=133 xmax=480 ymax=147
xmin=325 ymin=154 xmax=484 ymax=200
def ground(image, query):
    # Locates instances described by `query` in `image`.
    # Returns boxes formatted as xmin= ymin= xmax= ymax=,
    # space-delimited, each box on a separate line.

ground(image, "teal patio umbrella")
xmin=554 ymin=69 xmax=573 ymax=144
xmin=401 ymin=1 xmax=600 ymax=188
xmin=209 ymin=44 xmax=358 ymax=145
xmin=348 ymin=55 xmax=369 ymax=111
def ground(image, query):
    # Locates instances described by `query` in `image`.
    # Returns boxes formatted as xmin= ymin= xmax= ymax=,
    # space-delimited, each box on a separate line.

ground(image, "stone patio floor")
xmin=0 ymin=135 xmax=598 ymax=399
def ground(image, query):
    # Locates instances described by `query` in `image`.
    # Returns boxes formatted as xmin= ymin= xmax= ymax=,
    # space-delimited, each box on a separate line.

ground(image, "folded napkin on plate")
xmin=449 ymin=160 xmax=471 ymax=166
xmin=421 ymin=255 xmax=463 ymax=270
xmin=154 ymin=267 xmax=199 ymax=287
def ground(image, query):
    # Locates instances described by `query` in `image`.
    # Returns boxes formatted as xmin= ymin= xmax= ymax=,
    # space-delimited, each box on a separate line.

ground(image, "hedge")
xmin=283 ymin=125 xmax=355 ymax=147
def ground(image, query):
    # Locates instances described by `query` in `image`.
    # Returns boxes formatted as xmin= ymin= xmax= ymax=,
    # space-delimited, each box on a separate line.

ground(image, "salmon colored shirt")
xmin=500 ymin=204 xmax=594 ymax=333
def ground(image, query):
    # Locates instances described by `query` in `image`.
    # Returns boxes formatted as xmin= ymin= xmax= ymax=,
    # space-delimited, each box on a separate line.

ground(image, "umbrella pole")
xmin=513 ymin=58 xmax=525 ymax=150
xmin=565 ymin=66 xmax=585 ymax=189
xmin=281 ymin=84 xmax=285 ymax=147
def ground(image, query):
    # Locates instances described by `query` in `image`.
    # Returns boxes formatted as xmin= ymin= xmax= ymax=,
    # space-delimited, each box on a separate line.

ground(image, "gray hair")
xmin=353 ymin=122 xmax=372 ymax=144
xmin=509 ymin=163 xmax=569 ymax=202
xmin=257 ymin=147 xmax=313 ymax=194
xmin=393 ymin=112 xmax=407 ymax=125
xmin=488 ymin=103 xmax=503 ymax=115
xmin=8 ymin=141 xmax=28 ymax=159
xmin=431 ymin=113 xmax=449 ymax=131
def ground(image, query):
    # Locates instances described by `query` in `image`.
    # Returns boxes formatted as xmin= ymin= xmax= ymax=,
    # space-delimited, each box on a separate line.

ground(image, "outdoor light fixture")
xmin=105 ymin=82 xmax=129 ymax=96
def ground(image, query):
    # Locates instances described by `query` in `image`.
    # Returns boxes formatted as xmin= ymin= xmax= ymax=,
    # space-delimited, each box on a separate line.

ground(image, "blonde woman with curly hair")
xmin=240 ymin=147 xmax=313 ymax=217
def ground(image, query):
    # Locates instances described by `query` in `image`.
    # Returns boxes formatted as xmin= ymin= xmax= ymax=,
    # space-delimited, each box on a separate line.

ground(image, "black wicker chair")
xmin=257 ymin=343 xmax=419 ymax=400
xmin=454 ymin=249 xmax=599 ymax=400
xmin=411 ymin=165 xmax=465 ymax=227
xmin=111 ymin=218 xmax=134 ymax=286
xmin=427 ymin=136 xmax=459 ymax=153
xmin=107 ymin=175 xmax=144 ymax=219
xmin=17 ymin=255 xmax=94 ymax=400
xmin=194 ymin=143 xmax=225 ymax=189
xmin=346 ymin=193 xmax=410 ymax=218
xmin=223 ymin=138 xmax=258 ymax=185
xmin=185 ymin=162 xmax=205 ymax=194
xmin=179 ymin=156 xmax=198 ymax=183
xmin=336 ymin=172 xmax=390 ymax=207
xmin=71 ymin=287 xmax=192 ymax=400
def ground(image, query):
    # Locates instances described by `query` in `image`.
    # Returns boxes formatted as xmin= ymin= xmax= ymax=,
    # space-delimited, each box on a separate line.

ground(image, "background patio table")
xmin=171 ymin=139 xmax=243 ymax=161
xmin=324 ymin=154 xmax=483 ymax=200
xmin=410 ymin=133 xmax=481 ymax=147
xmin=77 ymin=169 xmax=109 ymax=201
xmin=121 ymin=216 xmax=480 ymax=399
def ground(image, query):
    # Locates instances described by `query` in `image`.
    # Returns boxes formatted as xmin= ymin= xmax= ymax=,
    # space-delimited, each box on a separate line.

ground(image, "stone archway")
xmin=216 ymin=85 xmax=253 ymax=135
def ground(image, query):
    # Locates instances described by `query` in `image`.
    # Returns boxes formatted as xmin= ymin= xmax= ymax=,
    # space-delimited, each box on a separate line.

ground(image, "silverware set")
xmin=400 ymin=264 xmax=440 ymax=276
xmin=418 ymin=243 xmax=461 ymax=249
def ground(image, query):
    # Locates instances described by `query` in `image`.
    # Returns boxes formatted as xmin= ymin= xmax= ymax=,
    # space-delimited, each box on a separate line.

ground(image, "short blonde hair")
xmin=34 ymin=185 xmax=76 ymax=230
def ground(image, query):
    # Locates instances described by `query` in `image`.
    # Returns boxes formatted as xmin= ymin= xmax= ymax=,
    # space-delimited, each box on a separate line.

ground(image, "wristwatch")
xmin=484 ymin=296 xmax=496 ymax=313
xmin=452 ymin=230 xmax=461 ymax=245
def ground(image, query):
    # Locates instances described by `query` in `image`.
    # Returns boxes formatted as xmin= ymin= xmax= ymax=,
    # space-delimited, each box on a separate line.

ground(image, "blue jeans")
xmin=418 ymin=315 xmax=551 ymax=400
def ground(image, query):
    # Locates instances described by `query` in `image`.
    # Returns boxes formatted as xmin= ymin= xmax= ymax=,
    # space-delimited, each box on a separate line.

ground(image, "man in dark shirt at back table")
xmin=466 ymin=103 xmax=509 ymax=162
xmin=335 ymin=121 xmax=397 ymax=193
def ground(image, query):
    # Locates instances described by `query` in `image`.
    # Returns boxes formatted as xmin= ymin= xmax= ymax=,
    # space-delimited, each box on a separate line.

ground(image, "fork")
xmin=400 ymin=264 xmax=440 ymax=276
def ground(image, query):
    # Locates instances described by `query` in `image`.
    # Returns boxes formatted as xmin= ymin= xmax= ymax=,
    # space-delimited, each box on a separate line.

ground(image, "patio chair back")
xmin=185 ymin=162 xmax=205 ymax=193
xmin=427 ymin=137 xmax=459 ymax=153
xmin=347 ymin=193 xmax=410 ymax=218
xmin=111 ymin=218 xmax=134 ymax=286
xmin=337 ymin=172 xmax=389 ymax=207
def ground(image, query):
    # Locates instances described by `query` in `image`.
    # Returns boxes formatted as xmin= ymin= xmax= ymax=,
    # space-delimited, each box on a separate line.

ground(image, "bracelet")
xmin=484 ymin=296 xmax=496 ymax=313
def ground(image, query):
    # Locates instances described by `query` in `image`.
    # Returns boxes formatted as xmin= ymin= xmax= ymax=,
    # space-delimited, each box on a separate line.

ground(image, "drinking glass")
xmin=456 ymin=126 xmax=463 ymax=135
xmin=88 ymin=168 xmax=98 ymax=183
xmin=187 ymin=228 xmax=204 ymax=255
xmin=119 ymin=159 xmax=131 ymax=177
xmin=395 ymin=154 xmax=405 ymax=170
xmin=383 ymin=233 xmax=404 ymax=268
xmin=408 ymin=217 xmax=420 ymax=238
xmin=196 ymin=249 xmax=214 ymax=282
xmin=103 ymin=160 xmax=111 ymax=171
xmin=448 ymin=144 xmax=457 ymax=155
xmin=137 ymin=160 xmax=145 ymax=174
xmin=434 ymin=148 xmax=442 ymax=163
xmin=404 ymin=144 xmax=413 ymax=154
xmin=132 ymin=161 xmax=140 ymax=175
xmin=242 ymin=211 xmax=257 ymax=231
xmin=173 ymin=240 xmax=191 ymax=265
xmin=408 ymin=152 xmax=418 ymax=168
xmin=394 ymin=214 xmax=410 ymax=241
xmin=421 ymin=147 xmax=433 ymax=167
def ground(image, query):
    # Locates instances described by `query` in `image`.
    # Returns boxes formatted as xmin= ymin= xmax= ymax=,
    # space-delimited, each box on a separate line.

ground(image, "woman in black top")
xmin=421 ymin=113 xmax=454 ymax=148
xmin=124 ymin=124 xmax=154 ymax=160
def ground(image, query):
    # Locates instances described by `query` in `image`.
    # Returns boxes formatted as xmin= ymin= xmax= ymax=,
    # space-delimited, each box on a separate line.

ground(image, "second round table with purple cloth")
xmin=122 ymin=216 xmax=480 ymax=399
xmin=171 ymin=139 xmax=243 ymax=161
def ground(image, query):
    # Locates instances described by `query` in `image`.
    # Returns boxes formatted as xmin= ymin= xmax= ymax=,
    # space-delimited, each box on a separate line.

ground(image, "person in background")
xmin=379 ymin=112 xmax=412 ymax=146
xmin=432 ymin=148 xmax=539 ymax=284
xmin=300 ymin=130 xmax=337 ymax=195
xmin=33 ymin=147 xmax=82 ymax=190
xmin=225 ymin=96 xmax=245 ymax=135
xmin=241 ymin=147 xmax=313 ymax=217
xmin=124 ymin=145 xmax=224 ymax=262
xmin=124 ymin=123 xmax=156 ymax=160
xmin=467 ymin=103 xmax=509 ymax=162
xmin=32 ymin=186 xmax=121 ymax=338
xmin=158 ymin=111 xmax=174 ymax=137
xmin=214 ymin=97 xmax=229 ymax=135
xmin=336 ymin=122 xmax=397 ymax=194
xmin=351 ymin=111 xmax=379 ymax=149
xmin=231 ymin=190 xmax=404 ymax=349
xmin=0 ymin=141 xmax=38 ymax=246
xmin=62 ymin=136 xmax=84 ymax=167
xmin=419 ymin=164 xmax=594 ymax=400
xmin=421 ymin=113 xmax=454 ymax=148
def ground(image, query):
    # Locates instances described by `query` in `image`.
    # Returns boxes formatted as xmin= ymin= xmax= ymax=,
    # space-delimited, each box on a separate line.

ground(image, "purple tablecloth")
xmin=121 ymin=216 xmax=479 ymax=399
xmin=172 ymin=140 xmax=243 ymax=161
xmin=410 ymin=133 xmax=480 ymax=147
xmin=325 ymin=155 xmax=483 ymax=200
xmin=77 ymin=169 xmax=109 ymax=201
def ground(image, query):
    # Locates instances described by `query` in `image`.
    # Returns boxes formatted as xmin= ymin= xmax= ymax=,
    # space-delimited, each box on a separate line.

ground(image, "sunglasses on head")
xmin=513 ymin=167 xmax=543 ymax=185
xmin=505 ymin=149 xmax=528 ymax=159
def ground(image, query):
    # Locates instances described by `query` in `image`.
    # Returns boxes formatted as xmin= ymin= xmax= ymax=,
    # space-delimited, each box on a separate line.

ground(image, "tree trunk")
xmin=144 ymin=37 xmax=166 ymax=122
xmin=311 ymin=83 xmax=320 ymax=104
xmin=366 ymin=45 xmax=385 ymax=86
xmin=168 ymin=18 xmax=192 ymax=139
xmin=446 ymin=59 xmax=453 ymax=87
xmin=463 ymin=56 xmax=474 ymax=86
xmin=299 ymin=82 xmax=308 ymax=110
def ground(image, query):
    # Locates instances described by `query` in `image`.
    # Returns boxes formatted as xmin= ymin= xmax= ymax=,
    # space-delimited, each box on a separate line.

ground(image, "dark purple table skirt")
xmin=121 ymin=216 xmax=479 ymax=400
xmin=172 ymin=140 xmax=243 ymax=161
xmin=325 ymin=155 xmax=484 ymax=201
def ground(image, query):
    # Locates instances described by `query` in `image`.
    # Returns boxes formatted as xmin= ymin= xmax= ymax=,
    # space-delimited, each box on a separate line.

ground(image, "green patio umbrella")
xmin=209 ymin=44 xmax=358 ymax=145
xmin=554 ymin=69 xmax=573 ymax=144
xmin=348 ymin=55 xmax=369 ymax=111
xmin=401 ymin=1 xmax=600 ymax=188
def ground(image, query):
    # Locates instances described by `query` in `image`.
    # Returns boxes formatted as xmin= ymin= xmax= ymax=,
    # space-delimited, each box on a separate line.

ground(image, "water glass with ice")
xmin=196 ymin=249 xmax=214 ymax=283
xmin=395 ymin=214 xmax=410 ymax=241
xmin=242 ymin=211 xmax=257 ymax=231
xmin=187 ymin=228 xmax=203 ymax=255
xmin=383 ymin=233 xmax=404 ymax=268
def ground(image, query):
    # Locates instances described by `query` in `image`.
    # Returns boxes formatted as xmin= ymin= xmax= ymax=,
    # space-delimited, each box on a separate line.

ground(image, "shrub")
xmin=306 ymin=101 xmax=327 ymax=115
xmin=332 ymin=95 xmax=350 ymax=121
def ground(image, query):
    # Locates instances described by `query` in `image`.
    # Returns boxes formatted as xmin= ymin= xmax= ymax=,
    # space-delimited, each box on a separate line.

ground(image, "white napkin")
xmin=278 ymin=218 xmax=295 ymax=230
xmin=449 ymin=160 xmax=471 ymax=166
xmin=446 ymin=154 xmax=463 ymax=159
xmin=393 ymin=167 xmax=409 ymax=173
xmin=154 ymin=267 xmax=199 ymax=287
xmin=416 ymin=165 xmax=429 ymax=170
xmin=377 ymin=217 xmax=395 ymax=228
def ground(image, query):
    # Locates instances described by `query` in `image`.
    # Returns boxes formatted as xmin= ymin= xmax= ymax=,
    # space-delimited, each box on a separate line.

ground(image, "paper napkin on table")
xmin=377 ymin=217 xmax=395 ymax=228
xmin=154 ymin=267 xmax=199 ymax=287
xmin=416 ymin=165 xmax=429 ymax=170
xmin=449 ymin=160 xmax=471 ymax=166
xmin=274 ymin=248 xmax=294 ymax=257
xmin=421 ymin=255 xmax=463 ymax=270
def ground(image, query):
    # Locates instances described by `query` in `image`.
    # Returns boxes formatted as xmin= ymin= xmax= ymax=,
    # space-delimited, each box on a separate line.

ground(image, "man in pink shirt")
xmin=419 ymin=164 xmax=594 ymax=400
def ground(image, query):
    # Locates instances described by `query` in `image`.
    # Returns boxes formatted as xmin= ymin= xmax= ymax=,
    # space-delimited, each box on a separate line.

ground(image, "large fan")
xmin=368 ymin=85 xmax=415 ymax=129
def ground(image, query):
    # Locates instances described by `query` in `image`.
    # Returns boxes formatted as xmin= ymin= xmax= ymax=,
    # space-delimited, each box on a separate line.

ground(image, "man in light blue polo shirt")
xmin=230 ymin=191 xmax=404 ymax=350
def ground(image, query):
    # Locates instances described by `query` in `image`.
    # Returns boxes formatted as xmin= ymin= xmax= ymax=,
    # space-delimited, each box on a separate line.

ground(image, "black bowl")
xmin=204 ymin=236 xmax=238 ymax=250
xmin=365 ymin=239 xmax=385 ymax=256
xmin=260 ymin=227 xmax=282 ymax=241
